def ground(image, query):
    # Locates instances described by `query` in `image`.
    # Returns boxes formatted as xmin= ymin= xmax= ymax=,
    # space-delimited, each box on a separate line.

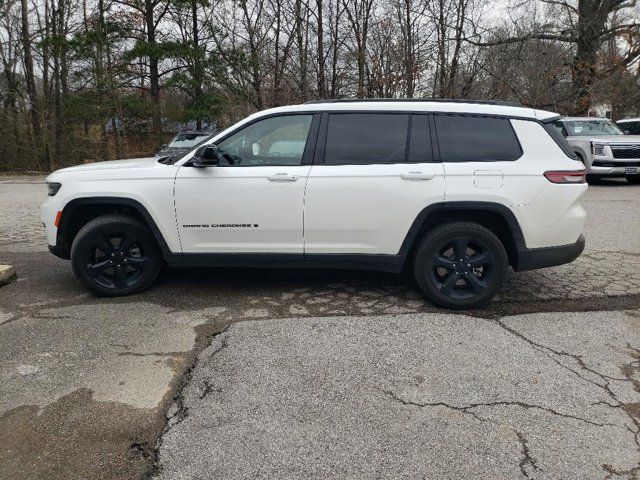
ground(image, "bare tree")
xmin=467 ymin=0 xmax=640 ymax=114
xmin=342 ymin=0 xmax=376 ymax=97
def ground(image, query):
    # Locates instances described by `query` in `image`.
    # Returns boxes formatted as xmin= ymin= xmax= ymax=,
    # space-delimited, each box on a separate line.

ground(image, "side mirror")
xmin=191 ymin=145 xmax=220 ymax=168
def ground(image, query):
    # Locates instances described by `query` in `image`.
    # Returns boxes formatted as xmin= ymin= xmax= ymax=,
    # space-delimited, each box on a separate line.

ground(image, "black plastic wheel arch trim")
xmin=398 ymin=201 xmax=526 ymax=255
xmin=53 ymin=197 xmax=172 ymax=260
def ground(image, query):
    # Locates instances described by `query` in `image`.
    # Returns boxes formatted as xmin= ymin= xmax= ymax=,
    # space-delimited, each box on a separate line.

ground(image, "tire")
xmin=70 ymin=214 xmax=162 ymax=296
xmin=586 ymin=174 xmax=601 ymax=185
xmin=626 ymin=175 xmax=640 ymax=185
xmin=575 ymin=153 xmax=598 ymax=185
xmin=412 ymin=222 xmax=508 ymax=309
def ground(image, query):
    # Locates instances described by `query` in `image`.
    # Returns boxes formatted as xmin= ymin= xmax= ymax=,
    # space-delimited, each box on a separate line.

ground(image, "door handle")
xmin=400 ymin=171 xmax=434 ymax=180
xmin=267 ymin=173 xmax=298 ymax=182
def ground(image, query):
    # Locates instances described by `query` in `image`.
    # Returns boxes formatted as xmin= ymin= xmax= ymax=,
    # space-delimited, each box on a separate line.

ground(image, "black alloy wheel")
xmin=71 ymin=214 xmax=162 ymax=296
xmin=413 ymin=222 xmax=508 ymax=309
xmin=84 ymin=232 xmax=150 ymax=290
xmin=429 ymin=237 xmax=494 ymax=300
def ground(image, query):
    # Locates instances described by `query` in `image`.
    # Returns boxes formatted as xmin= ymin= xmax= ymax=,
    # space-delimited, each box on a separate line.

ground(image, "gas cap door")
xmin=473 ymin=170 xmax=504 ymax=189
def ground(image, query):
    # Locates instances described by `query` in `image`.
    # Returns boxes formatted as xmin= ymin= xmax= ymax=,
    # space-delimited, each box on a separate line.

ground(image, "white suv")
xmin=41 ymin=100 xmax=587 ymax=309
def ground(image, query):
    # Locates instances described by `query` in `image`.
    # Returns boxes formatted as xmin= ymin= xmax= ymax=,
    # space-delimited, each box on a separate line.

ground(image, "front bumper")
xmin=588 ymin=160 xmax=640 ymax=176
xmin=48 ymin=244 xmax=69 ymax=259
xmin=515 ymin=234 xmax=585 ymax=271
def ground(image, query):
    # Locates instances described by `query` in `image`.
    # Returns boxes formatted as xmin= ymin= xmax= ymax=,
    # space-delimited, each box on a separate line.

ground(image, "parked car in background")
xmin=155 ymin=131 xmax=215 ymax=159
xmin=553 ymin=117 xmax=640 ymax=184
xmin=617 ymin=118 xmax=640 ymax=135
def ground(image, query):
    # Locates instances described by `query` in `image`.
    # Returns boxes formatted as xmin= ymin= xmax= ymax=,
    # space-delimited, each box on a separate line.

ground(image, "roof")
xmin=559 ymin=117 xmax=611 ymax=121
xmin=174 ymin=130 xmax=215 ymax=134
xmin=250 ymin=100 xmax=558 ymax=122
xmin=305 ymin=98 xmax=522 ymax=107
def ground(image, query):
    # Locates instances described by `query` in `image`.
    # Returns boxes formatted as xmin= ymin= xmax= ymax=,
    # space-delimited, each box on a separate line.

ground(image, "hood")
xmin=155 ymin=147 xmax=190 ymax=158
xmin=581 ymin=135 xmax=640 ymax=143
xmin=53 ymin=157 xmax=159 ymax=174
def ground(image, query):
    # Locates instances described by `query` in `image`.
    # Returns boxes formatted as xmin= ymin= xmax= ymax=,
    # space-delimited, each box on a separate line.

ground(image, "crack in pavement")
xmin=378 ymin=388 xmax=610 ymax=427
xmin=515 ymin=430 xmax=541 ymax=479
xmin=369 ymin=314 xmax=640 ymax=479
xmin=492 ymin=316 xmax=640 ymax=478
xmin=160 ymin=324 xmax=230 ymax=434
xmin=117 ymin=351 xmax=184 ymax=358
xmin=493 ymin=318 xmax=629 ymax=386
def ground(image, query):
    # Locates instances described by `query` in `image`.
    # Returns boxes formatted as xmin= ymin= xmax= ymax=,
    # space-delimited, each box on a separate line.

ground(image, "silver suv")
xmin=553 ymin=117 xmax=640 ymax=184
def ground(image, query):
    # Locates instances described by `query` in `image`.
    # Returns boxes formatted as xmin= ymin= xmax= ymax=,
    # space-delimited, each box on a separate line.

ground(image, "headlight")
xmin=47 ymin=182 xmax=62 ymax=196
xmin=590 ymin=142 xmax=607 ymax=156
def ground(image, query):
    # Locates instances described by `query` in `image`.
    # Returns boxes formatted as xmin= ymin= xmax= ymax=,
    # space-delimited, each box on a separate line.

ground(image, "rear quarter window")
xmin=434 ymin=115 xmax=522 ymax=162
xmin=542 ymin=121 xmax=577 ymax=160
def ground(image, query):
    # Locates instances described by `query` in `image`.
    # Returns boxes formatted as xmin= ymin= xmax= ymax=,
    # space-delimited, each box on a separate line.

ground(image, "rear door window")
xmin=324 ymin=113 xmax=409 ymax=165
xmin=435 ymin=115 xmax=522 ymax=162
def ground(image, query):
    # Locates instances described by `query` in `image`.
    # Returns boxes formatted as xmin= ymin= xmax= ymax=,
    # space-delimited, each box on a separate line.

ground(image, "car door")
xmin=174 ymin=113 xmax=319 ymax=253
xmin=303 ymin=112 xmax=445 ymax=255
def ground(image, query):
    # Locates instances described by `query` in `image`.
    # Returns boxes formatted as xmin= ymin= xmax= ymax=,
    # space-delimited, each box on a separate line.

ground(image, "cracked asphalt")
xmin=0 ymin=175 xmax=639 ymax=479
xmin=156 ymin=311 xmax=640 ymax=480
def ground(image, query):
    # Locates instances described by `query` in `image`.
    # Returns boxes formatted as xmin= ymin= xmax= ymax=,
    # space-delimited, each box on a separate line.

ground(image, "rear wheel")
xmin=71 ymin=214 xmax=162 ymax=296
xmin=626 ymin=175 xmax=640 ymax=185
xmin=413 ymin=223 xmax=508 ymax=309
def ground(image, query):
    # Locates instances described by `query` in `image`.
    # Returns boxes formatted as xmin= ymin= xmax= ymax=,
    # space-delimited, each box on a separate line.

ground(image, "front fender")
xmin=53 ymin=197 xmax=175 ymax=259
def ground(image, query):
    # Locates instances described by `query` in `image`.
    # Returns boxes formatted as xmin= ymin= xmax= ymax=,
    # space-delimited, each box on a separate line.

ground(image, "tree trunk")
xmin=192 ymin=0 xmax=203 ymax=129
xmin=316 ymin=0 xmax=326 ymax=98
xmin=570 ymin=0 xmax=602 ymax=115
xmin=145 ymin=0 xmax=161 ymax=144
xmin=20 ymin=0 xmax=42 ymax=163
xmin=51 ymin=0 xmax=62 ymax=164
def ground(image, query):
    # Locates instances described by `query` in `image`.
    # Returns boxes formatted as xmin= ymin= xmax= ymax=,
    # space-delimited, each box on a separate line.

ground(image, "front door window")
xmin=216 ymin=115 xmax=313 ymax=166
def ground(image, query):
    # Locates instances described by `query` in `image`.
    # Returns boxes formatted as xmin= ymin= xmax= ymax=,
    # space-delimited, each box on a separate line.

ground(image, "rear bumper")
xmin=515 ymin=234 xmax=585 ymax=271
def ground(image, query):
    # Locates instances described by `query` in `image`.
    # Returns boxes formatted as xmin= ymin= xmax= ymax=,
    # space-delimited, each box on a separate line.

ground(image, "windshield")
xmin=557 ymin=119 xmax=623 ymax=136
xmin=168 ymin=133 xmax=211 ymax=148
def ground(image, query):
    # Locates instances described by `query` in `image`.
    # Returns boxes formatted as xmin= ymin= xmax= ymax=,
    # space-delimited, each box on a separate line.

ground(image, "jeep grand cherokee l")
xmin=42 ymin=99 xmax=587 ymax=309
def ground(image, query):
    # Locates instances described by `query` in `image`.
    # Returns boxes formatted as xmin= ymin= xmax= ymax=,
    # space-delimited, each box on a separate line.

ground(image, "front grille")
xmin=611 ymin=144 xmax=640 ymax=159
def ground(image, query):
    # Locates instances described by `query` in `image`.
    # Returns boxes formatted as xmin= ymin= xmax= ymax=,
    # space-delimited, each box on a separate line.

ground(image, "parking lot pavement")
xmin=155 ymin=311 xmax=640 ymax=480
xmin=0 ymin=175 xmax=639 ymax=479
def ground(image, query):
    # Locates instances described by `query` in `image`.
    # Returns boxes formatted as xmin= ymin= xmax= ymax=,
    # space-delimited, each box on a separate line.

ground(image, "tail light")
xmin=544 ymin=170 xmax=586 ymax=184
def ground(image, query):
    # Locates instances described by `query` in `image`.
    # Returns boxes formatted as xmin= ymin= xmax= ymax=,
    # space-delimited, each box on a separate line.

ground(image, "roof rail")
xmin=304 ymin=98 xmax=523 ymax=107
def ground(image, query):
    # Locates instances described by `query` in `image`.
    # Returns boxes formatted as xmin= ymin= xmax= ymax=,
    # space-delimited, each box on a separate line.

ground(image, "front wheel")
xmin=413 ymin=223 xmax=508 ymax=309
xmin=70 ymin=214 xmax=162 ymax=296
xmin=575 ymin=153 xmax=598 ymax=185
xmin=626 ymin=175 xmax=640 ymax=185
